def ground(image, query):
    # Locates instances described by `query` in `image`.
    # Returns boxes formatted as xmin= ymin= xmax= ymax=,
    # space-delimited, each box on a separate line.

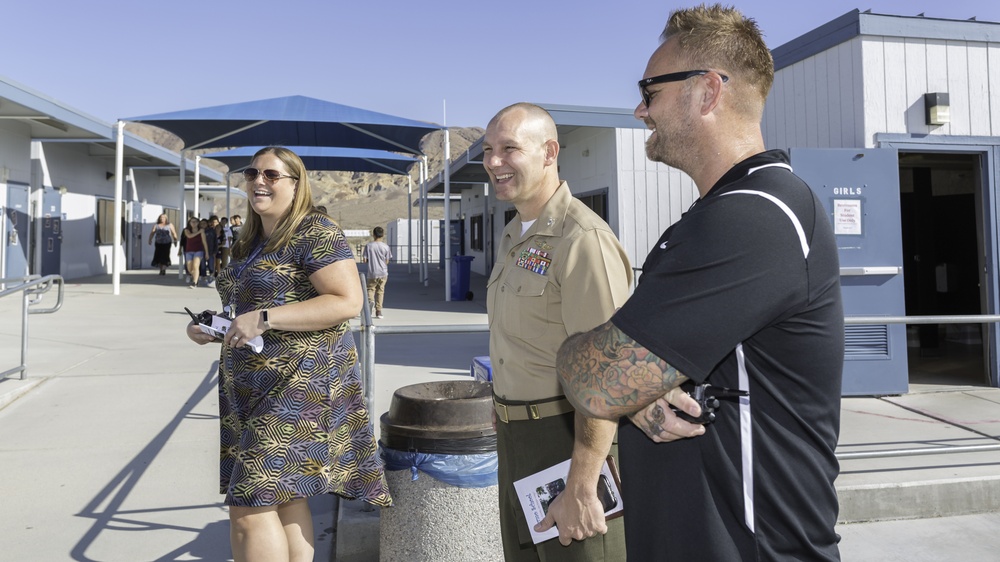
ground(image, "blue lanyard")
xmin=226 ymin=241 xmax=267 ymax=317
xmin=232 ymin=241 xmax=266 ymax=279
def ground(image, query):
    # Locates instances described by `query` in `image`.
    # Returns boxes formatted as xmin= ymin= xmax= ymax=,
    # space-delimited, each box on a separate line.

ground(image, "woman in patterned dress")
xmin=185 ymin=146 xmax=391 ymax=562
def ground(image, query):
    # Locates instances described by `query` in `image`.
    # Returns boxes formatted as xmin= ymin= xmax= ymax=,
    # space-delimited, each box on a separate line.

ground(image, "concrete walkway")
xmin=2 ymin=263 xmax=1000 ymax=561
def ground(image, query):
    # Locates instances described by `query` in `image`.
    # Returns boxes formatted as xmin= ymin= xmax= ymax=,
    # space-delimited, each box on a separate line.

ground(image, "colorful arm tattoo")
xmin=557 ymin=321 xmax=688 ymax=419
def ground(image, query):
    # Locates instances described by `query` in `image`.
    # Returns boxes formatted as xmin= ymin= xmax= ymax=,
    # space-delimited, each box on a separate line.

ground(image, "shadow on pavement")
xmin=69 ymin=364 xmax=230 ymax=562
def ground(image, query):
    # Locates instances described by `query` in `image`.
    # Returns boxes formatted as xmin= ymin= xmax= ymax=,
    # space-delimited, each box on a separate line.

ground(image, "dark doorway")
xmin=898 ymin=152 xmax=988 ymax=387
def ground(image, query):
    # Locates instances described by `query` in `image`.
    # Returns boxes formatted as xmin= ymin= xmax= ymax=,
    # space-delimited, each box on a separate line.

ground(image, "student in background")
xmin=362 ymin=226 xmax=392 ymax=319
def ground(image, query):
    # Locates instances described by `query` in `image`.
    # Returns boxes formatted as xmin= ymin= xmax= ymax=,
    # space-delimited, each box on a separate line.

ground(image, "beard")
xmin=644 ymin=91 xmax=695 ymax=170
xmin=645 ymin=125 xmax=691 ymax=170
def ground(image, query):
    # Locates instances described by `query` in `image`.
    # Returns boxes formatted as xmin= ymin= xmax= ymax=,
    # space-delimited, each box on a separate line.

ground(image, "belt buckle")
xmin=497 ymin=403 xmax=509 ymax=424
xmin=529 ymin=404 xmax=540 ymax=420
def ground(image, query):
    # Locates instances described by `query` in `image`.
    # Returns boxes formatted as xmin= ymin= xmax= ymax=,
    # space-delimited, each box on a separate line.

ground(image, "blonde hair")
xmin=662 ymin=4 xmax=773 ymax=117
xmin=231 ymin=146 xmax=317 ymax=260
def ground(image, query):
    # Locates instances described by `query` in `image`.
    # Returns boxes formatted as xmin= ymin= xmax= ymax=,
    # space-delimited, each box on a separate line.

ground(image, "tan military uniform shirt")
xmin=487 ymin=181 xmax=633 ymax=401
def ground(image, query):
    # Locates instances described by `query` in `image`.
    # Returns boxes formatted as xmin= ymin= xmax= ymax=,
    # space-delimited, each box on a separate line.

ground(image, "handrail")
xmin=837 ymin=443 xmax=1000 ymax=460
xmin=352 ymin=295 xmax=1000 ymax=464
xmin=846 ymin=314 xmax=1000 ymax=325
xmin=0 ymin=274 xmax=65 ymax=380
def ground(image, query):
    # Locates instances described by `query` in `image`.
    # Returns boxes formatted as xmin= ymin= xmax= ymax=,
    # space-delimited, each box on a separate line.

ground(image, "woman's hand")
xmin=186 ymin=320 xmax=218 ymax=345
xmin=225 ymin=310 xmax=266 ymax=349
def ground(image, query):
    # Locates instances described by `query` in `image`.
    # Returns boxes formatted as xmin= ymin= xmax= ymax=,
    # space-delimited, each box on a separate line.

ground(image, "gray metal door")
xmin=791 ymin=148 xmax=908 ymax=395
xmin=4 ymin=183 xmax=30 ymax=279
xmin=40 ymin=188 xmax=62 ymax=276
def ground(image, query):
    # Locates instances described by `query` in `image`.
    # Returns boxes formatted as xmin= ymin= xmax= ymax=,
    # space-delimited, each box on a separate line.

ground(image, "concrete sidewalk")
xmin=2 ymin=263 xmax=1000 ymax=561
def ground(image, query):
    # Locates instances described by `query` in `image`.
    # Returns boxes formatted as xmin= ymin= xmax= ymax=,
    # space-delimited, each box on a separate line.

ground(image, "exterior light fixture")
xmin=924 ymin=92 xmax=950 ymax=126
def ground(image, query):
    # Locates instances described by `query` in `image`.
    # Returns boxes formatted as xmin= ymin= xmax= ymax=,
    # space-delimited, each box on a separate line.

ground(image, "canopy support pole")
xmin=177 ymin=150 xmax=186 ymax=279
xmin=194 ymin=156 xmax=201 ymax=218
xmin=421 ymin=157 xmax=428 ymax=286
xmin=407 ymin=175 xmax=413 ymax=274
xmin=443 ymin=111 xmax=451 ymax=302
xmin=112 ymin=121 xmax=125 ymax=295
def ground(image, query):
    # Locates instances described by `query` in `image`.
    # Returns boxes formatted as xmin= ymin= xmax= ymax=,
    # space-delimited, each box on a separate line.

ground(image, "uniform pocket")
xmin=499 ymin=268 xmax=550 ymax=339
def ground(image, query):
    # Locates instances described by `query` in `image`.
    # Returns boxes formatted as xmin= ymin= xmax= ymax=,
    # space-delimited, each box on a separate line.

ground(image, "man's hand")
xmin=628 ymin=387 xmax=706 ymax=442
xmin=533 ymin=484 xmax=607 ymax=546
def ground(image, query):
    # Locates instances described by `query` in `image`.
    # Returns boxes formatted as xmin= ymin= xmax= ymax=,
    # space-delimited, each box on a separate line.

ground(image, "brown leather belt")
xmin=493 ymin=395 xmax=574 ymax=423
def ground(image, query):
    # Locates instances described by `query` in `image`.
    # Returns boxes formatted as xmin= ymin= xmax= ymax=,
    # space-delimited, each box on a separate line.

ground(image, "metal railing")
xmin=0 ymin=275 xmax=65 ymax=380
xmin=846 ymin=314 xmax=1000 ymax=325
xmin=353 ymin=271 xmax=488 ymax=416
xmin=351 ymin=285 xmax=1000 ymax=463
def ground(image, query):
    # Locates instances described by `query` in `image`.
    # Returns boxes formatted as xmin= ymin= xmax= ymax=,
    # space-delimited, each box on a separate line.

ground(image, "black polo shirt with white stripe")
xmin=612 ymin=150 xmax=843 ymax=561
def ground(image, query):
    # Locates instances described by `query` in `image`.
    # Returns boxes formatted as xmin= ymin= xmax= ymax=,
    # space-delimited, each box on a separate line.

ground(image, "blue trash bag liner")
xmin=380 ymin=444 xmax=498 ymax=488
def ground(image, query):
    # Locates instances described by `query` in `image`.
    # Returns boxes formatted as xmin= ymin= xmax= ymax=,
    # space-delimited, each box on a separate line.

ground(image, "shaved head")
xmin=482 ymin=102 xmax=562 ymax=220
xmin=488 ymin=103 xmax=558 ymax=146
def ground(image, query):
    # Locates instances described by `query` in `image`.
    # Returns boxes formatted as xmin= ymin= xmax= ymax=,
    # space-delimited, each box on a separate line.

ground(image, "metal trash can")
xmin=379 ymin=380 xmax=501 ymax=562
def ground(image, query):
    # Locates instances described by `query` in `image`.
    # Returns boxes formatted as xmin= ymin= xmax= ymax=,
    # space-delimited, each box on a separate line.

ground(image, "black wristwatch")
xmin=261 ymin=309 xmax=271 ymax=331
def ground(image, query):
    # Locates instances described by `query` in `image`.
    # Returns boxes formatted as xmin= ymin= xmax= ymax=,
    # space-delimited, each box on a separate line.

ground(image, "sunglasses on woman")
xmin=242 ymin=168 xmax=298 ymax=182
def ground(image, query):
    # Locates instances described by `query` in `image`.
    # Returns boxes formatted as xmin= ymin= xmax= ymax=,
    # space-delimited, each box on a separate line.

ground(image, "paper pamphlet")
xmin=513 ymin=456 xmax=624 ymax=544
xmin=186 ymin=307 xmax=263 ymax=353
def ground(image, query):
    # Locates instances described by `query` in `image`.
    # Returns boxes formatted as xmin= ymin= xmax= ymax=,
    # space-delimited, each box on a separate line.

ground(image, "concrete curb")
xmin=335 ymin=499 xmax=380 ymax=562
xmin=838 ymin=475 xmax=1000 ymax=523
xmin=0 ymin=377 xmax=47 ymax=411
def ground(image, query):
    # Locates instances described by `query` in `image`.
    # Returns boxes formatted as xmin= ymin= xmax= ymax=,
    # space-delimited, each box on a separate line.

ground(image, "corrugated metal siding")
xmin=764 ymin=37 xmax=865 ymax=149
xmin=766 ymin=33 xmax=1000 ymax=149
xmin=615 ymin=128 xmax=698 ymax=268
xmin=862 ymin=36 xmax=1000 ymax=141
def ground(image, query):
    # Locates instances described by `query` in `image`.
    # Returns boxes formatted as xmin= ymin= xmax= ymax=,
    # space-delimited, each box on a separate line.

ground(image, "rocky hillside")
xmin=130 ymin=123 xmax=485 ymax=230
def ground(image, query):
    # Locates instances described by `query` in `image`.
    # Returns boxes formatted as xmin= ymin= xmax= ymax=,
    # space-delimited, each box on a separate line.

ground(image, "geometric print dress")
xmin=215 ymin=213 xmax=393 ymax=507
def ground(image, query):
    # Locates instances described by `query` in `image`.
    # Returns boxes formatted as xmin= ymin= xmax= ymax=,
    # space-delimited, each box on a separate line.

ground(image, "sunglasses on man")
xmin=638 ymin=70 xmax=729 ymax=107
xmin=242 ymin=168 xmax=298 ymax=182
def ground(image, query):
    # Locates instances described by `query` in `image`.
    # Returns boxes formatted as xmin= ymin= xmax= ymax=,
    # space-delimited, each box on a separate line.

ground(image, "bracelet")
xmin=262 ymin=309 xmax=272 ymax=331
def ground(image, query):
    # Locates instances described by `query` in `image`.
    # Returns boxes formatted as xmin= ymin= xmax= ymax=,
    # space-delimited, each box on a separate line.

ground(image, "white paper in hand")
xmin=512 ymin=458 xmax=623 ymax=544
xmin=199 ymin=314 xmax=263 ymax=353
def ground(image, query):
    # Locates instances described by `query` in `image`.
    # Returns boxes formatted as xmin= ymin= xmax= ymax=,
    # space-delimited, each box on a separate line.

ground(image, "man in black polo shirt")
xmin=557 ymin=5 xmax=843 ymax=561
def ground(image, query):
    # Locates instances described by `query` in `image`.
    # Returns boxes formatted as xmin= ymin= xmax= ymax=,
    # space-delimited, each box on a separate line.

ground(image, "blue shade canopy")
xmin=201 ymin=146 xmax=419 ymax=175
xmin=125 ymin=95 xmax=439 ymax=155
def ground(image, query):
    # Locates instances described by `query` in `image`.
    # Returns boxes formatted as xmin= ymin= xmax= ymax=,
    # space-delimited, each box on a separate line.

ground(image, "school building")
xmin=0 ymin=76 xmax=225 ymax=284
xmin=428 ymin=10 xmax=1000 ymax=395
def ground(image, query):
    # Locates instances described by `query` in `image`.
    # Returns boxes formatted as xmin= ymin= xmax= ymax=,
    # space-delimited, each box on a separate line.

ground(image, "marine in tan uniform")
xmin=484 ymin=102 xmax=632 ymax=561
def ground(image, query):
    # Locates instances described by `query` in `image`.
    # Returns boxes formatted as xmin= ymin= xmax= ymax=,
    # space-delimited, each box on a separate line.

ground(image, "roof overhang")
xmin=0 ymin=75 xmax=223 ymax=183
xmin=773 ymin=9 xmax=1000 ymax=71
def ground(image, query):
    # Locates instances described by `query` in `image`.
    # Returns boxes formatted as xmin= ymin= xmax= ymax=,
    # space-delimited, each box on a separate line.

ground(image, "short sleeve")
xmin=613 ymin=195 xmax=807 ymax=382
xmin=560 ymin=229 xmax=632 ymax=335
xmin=297 ymin=216 xmax=354 ymax=276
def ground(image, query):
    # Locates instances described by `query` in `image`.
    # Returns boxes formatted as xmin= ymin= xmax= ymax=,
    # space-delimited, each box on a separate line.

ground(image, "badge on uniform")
xmin=516 ymin=246 xmax=551 ymax=275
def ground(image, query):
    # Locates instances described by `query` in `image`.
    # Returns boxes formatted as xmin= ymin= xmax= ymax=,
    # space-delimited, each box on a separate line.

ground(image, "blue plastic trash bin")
xmin=450 ymin=255 xmax=475 ymax=301
xmin=471 ymin=356 xmax=492 ymax=382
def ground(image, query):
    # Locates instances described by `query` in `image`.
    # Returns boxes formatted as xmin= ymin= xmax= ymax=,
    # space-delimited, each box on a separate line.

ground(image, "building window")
xmin=470 ymin=214 xmax=484 ymax=251
xmin=577 ymin=192 xmax=608 ymax=222
xmin=95 ymin=198 xmax=125 ymax=245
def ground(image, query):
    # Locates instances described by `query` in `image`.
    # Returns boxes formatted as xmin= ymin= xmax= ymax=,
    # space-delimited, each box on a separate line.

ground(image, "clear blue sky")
xmin=3 ymin=0 xmax=998 ymax=130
